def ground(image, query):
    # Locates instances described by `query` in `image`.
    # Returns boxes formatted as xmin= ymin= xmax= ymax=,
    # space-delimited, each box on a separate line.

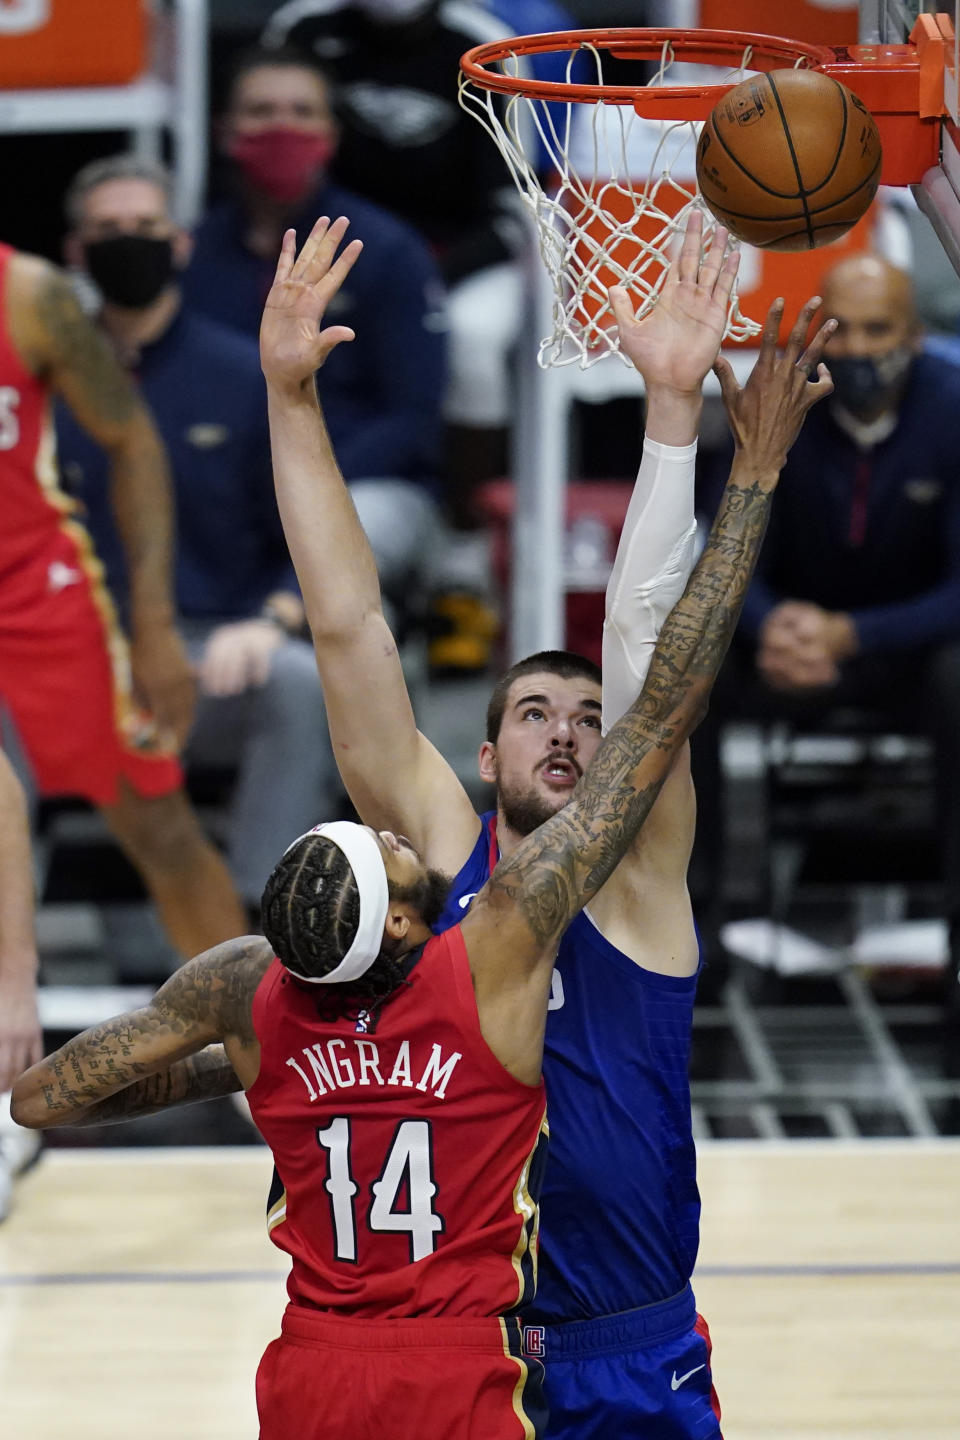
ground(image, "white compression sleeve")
xmin=601 ymin=437 xmax=698 ymax=733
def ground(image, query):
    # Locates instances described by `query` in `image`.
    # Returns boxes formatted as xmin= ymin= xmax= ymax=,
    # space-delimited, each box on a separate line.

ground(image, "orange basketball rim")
xmin=458 ymin=19 xmax=951 ymax=367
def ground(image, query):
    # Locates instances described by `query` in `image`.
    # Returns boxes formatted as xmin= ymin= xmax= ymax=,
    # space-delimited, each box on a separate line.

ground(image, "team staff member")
xmin=693 ymin=254 xmax=960 ymax=1019
xmin=261 ymin=4 xmax=529 ymax=507
xmin=0 ymin=242 xmax=245 ymax=959
xmin=182 ymin=47 xmax=445 ymax=598
xmin=12 ymin=214 xmax=830 ymax=1437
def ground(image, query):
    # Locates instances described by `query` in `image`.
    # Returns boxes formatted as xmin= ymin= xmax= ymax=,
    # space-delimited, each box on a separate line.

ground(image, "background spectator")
xmin=261 ymin=0 xmax=531 ymax=523
xmin=691 ymin=254 xmax=960 ymax=1014
xmin=181 ymin=46 xmax=445 ymax=604
xmin=57 ymin=154 xmax=342 ymax=918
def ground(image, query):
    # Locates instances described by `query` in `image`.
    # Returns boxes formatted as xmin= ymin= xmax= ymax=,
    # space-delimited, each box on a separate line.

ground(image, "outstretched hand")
xmin=260 ymin=215 xmax=364 ymax=391
xmin=713 ymin=296 xmax=836 ymax=474
xmin=608 ymin=209 xmax=740 ymax=396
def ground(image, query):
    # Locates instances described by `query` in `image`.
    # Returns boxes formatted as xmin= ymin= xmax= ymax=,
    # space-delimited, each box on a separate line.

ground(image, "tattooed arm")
xmin=10 ymin=936 xmax=272 ymax=1129
xmin=11 ymin=254 xmax=194 ymax=746
xmin=65 ymin=1046 xmax=242 ymax=1127
xmin=462 ymin=297 xmax=836 ymax=1082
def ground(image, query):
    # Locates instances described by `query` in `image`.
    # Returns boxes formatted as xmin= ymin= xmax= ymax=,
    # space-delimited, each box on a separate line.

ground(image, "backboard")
xmin=869 ymin=1 xmax=960 ymax=273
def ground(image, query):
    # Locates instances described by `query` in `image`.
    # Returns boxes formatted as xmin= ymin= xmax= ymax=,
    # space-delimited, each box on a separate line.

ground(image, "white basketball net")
xmin=459 ymin=40 xmax=768 ymax=369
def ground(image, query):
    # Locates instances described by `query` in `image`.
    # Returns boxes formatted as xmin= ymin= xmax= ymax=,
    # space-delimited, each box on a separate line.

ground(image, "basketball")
xmin=695 ymin=68 xmax=882 ymax=251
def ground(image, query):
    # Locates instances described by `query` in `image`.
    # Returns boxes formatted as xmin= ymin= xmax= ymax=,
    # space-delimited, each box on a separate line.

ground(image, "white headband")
xmin=282 ymin=821 xmax=389 ymax=985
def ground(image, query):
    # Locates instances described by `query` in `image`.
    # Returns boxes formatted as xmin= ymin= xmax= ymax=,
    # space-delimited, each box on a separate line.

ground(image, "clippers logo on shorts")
xmin=522 ymin=1326 xmax=545 ymax=1358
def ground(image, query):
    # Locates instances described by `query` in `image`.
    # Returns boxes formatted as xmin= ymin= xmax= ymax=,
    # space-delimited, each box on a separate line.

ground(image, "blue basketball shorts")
xmin=522 ymin=1284 xmax=722 ymax=1440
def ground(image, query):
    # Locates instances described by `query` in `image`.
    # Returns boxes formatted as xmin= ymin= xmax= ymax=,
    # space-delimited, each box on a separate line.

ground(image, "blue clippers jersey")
xmin=435 ymin=813 xmax=701 ymax=1323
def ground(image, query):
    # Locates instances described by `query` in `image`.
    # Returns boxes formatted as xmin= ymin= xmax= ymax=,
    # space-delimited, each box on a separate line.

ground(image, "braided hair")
xmin=261 ymin=833 xmax=411 ymax=1027
xmin=262 ymin=833 xmax=359 ymax=980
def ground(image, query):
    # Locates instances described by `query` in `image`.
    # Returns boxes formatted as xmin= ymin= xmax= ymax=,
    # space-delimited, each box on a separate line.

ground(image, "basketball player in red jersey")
xmin=0 ymin=244 xmax=245 ymax=962
xmin=13 ymin=225 xmax=833 ymax=1439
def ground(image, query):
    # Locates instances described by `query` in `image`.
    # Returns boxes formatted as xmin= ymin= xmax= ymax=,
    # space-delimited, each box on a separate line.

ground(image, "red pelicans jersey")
xmin=248 ymin=926 xmax=548 ymax=1319
xmin=0 ymin=244 xmax=77 ymax=581
xmin=0 ymin=244 xmax=182 ymax=805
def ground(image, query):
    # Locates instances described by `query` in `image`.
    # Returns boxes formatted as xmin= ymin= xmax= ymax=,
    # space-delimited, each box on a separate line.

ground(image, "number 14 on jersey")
xmin=317 ymin=1117 xmax=444 ymax=1264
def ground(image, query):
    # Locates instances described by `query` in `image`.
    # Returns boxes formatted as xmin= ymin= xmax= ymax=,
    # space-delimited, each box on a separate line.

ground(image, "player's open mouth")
xmin=539 ymin=758 xmax=580 ymax=784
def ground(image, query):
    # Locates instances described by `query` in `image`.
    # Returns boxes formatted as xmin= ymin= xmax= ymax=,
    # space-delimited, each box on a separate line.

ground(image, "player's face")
xmin=75 ymin=178 xmax=175 ymax=245
xmin=368 ymin=828 xmax=428 ymax=891
xmin=479 ymin=673 xmax=604 ymax=836
xmin=366 ymin=829 xmax=450 ymax=936
xmin=227 ymin=65 xmax=336 ymax=139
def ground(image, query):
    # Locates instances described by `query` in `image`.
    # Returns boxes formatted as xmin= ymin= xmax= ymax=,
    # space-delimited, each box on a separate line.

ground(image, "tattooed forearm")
xmin=35 ymin=1009 xmax=169 ymax=1122
xmin=34 ymin=270 xmax=136 ymax=426
xmin=68 ymin=1046 xmax=242 ymax=1126
xmin=11 ymin=936 xmax=272 ymax=1129
xmin=492 ymin=460 xmax=777 ymax=944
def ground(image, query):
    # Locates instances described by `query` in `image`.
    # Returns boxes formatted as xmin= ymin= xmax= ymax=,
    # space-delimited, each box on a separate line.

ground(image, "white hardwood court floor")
xmin=1 ymin=1140 xmax=958 ymax=1439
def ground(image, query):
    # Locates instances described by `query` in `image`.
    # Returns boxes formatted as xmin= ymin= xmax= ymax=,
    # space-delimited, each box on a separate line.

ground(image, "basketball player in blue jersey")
xmin=74 ymin=215 xmax=832 ymax=1436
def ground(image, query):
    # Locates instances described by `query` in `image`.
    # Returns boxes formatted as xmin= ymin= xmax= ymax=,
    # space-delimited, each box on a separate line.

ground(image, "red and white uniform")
xmin=248 ymin=926 xmax=549 ymax=1439
xmin=0 ymin=243 xmax=181 ymax=804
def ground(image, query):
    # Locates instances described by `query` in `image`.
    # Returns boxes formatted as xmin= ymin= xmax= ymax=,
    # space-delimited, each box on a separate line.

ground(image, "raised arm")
xmin=11 ymin=255 xmax=194 ymax=746
xmin=11 ymin=936 xmax=271 ymax=1130
xmin=602 ymin=211 xmax=737 ymax=726
xmin=0 ymin=751 xmax=42 ymax=1090
xmin=463 ymin=296 xmax=836 ymax=1080
xmin=259 ymin=218 xmax=481 ymax=874
xmin=589 ymin=214 xmax=739 ymax=968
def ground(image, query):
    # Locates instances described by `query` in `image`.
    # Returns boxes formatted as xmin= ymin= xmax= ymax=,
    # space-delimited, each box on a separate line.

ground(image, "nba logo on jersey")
xmin=522 ymin=1325 xmax=545 ymax=1358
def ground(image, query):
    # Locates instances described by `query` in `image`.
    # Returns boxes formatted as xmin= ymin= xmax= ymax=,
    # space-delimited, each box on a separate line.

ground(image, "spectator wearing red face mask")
xmin=260 ymin=0 xmax=531 ymax=523
xmin=182 ymin=46 xmax=447 ymax=602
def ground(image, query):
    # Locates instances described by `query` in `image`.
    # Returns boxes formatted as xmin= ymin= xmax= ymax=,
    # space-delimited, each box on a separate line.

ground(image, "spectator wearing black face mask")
xmin=57 ymin=153 xmax=342 ymax=917
xmin=690 ymin=253 xmax=960 ymax=1014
